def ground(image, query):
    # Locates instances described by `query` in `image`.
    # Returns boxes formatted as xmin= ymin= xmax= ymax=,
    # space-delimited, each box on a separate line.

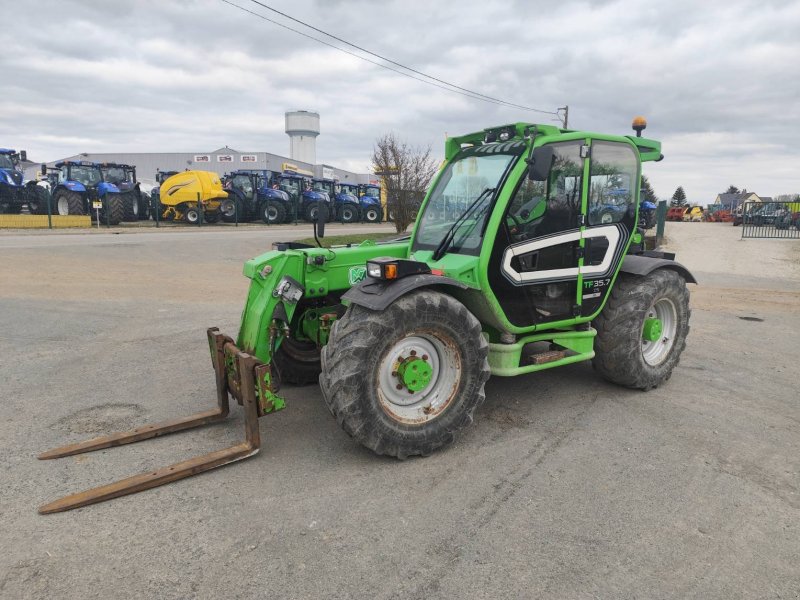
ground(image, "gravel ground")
xmin=0 ymin=221 xmax=798 ymax=599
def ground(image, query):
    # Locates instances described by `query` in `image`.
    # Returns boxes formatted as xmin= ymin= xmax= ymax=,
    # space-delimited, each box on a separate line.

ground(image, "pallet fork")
xmin=38 ymin=328 xmax=282 ymax=514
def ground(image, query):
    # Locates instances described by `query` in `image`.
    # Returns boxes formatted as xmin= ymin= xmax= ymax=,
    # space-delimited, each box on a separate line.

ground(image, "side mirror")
xmin=20 ymin=150 xmax=27 ymax=162
xmin=41 ymin=163 xmax=47 ymax=175
xmin=527 ymin=146 xmax=554 ymax=182
xmin=315 ymin=202 xmax=328 ymax=240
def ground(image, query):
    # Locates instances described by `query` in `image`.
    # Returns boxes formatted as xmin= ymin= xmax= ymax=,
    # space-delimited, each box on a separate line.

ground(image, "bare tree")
xmin=372 ymin=133 xmax=438 ymax=232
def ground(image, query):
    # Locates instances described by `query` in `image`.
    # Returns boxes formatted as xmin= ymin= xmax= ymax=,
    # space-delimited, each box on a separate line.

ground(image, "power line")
xmin=248 ymin=0 xmax=556 ymax=115
xmin=219 ymin=0 xmax=559 ymax=115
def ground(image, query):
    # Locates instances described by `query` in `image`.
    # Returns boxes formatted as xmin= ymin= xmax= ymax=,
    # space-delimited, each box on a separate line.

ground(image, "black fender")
xmin=342 ymin=274 xmax=468 ymax=311
xmin=620 ymin=254 xmax=697 ymax=284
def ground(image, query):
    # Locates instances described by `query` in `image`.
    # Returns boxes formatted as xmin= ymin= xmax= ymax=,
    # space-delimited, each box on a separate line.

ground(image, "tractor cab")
xmin=276 ymin=171 xmax=329 ymax=223
xmin=100 ymin=163 xmax=135 ymax=188
xmin=409 ymin=121 xmax=665 ymax=329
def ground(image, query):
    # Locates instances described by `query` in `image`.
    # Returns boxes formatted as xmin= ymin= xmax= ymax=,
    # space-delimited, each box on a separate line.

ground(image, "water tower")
xmin=285 ymin=110 xmax=320 ymax=165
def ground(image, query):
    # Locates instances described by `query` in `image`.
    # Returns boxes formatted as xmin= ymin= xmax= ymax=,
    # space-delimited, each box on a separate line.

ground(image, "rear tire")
xmin=320 ymin=290 xmax=490 ymax=458
xmin=27 ymin=186 xmax=50 ymax=215
xmin=104 ymin=194 xmax=124 ymax=225
xmin=592 ymin=270 xmax=691 ymax=390
xmin=261 ymin=200 xmax=285 ymax=224
xmin=121 ymin=192 xmax=138 ymax=221
xmin=272 ymin=338 xmax=322 ymax=385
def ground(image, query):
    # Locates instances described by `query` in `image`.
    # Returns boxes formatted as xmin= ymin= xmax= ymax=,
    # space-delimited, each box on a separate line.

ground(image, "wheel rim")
xmin=57 ymin=196 xmax=70 ymax=215
xmin=641 ymin=298 xmax=677 ymax=366
xmin=185 ymin=209 xmax=198 ymax=223
xmin=377 ymin=334 xmax=461 ymax=424
xmin=366 ymin=209 xmax=378 ymax=221
xmin=309 ymin=207 xmax=318 ymax=220
xmin=266 ymin=206 xmax=278 ymax=221
xmin=343 ymin=207 xmax=354 ymax=221
xmin=222 ymin=200 xmax=235 ymax=217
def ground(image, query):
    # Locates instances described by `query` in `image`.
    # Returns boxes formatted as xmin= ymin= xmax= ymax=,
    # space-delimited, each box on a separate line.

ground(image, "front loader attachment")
xmin=38 ymin=328 xmax=283 ymax=514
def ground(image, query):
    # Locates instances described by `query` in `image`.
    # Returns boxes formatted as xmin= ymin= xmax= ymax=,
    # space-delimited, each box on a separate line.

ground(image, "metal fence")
xmin=739 ymin=201 xmax=800 ymax=239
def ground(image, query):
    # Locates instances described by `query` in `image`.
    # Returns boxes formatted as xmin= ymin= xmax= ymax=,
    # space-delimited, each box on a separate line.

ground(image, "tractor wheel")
xmin=54 ymin=190 xmax=85 ymax=216
xmin=272 ymin=337 xmax=322 ymax=385
xmin=121 ymin=192 xmax=138 ymax=221
xmin=320 ymin=290 xmax=490 ymax=458
xmin=27 ymin=186 xmax=50 ymax=214
xmin=261 ymin=201 xmax=285 ymax=225
xmin=105 ymin=194 xmax=125 ymax=225
xmin=304 ymin=202 xmax=320 ymax=223
xmin=592 ymin=270 xmax=690 ymax=390
xmin=337 ymin=204 xmax=359 ymax=223
xmin=363 ymin=207 xmax=381 ymax=223
xmin=220 ymin=198 xmax=243 ymax=223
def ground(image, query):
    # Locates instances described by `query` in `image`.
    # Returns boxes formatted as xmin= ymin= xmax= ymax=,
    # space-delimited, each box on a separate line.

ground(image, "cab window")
xmin=588 ymin=142 xmax=638 ymax=226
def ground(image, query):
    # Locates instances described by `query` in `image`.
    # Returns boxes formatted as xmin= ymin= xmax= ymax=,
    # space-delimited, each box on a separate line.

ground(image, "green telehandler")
xmin=39 ymin=118 xmax=694 ymax=513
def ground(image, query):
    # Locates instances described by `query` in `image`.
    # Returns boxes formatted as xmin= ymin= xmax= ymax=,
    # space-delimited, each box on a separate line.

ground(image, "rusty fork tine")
xmin=37 ymin=330 xmax=267 ymax=515
xmin=37 ymin=409 xmax=228 ymax=460
xmin=38 ymin=441 xmax=259 ymax=514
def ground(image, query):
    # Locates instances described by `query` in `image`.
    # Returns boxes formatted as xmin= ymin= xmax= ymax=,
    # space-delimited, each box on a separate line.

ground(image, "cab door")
xmin=488 ymin=140 xmax=586 ymax=328
xmin=488 ymin=138 xmax=639 ymax=328
xmin=579 ymin=140 xmax=639 ymax=317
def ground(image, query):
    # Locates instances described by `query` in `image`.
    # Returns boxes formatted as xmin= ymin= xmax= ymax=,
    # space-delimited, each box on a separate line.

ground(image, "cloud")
xmin=1 ymin=0 xmax=798 ymax=198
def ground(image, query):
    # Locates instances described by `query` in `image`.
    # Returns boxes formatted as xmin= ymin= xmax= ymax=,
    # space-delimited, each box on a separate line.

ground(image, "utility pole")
xmin=557 ymin=106 xmax=569 ymax=129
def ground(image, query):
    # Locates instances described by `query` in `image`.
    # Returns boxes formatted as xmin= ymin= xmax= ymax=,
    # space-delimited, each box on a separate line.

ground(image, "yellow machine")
xmin=682 ymin=206 xmax=704 ymax=222
xmin=155 ymin=171 xmax=227 ymax=223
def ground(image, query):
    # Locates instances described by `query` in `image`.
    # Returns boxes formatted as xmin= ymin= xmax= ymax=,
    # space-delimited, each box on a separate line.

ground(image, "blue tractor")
xmin=274 ymin=171 xmax=330 ymax=223
xmin=101 ymin=163 xmax=148 ymax=221
xmin=46 ymin=160 xmax=125 ymax=225
xmin=221 ymin=169 xmax=292 ymax=224
xmin=0 ymin=148 xmax=49 ymax=214
xmin=358 ymin=183 xmax=383 ymax=223
xmin=312 ymin=178 xmax=360 ymax=223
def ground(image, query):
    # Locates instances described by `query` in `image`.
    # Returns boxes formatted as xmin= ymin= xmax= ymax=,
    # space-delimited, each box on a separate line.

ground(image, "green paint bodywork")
xmin=398 ymin=357 xmax=433 ymax=391
xmin=642 ymin=318 xmax=663 ymax=342
xmin=231 ymin=122 xmax=662 ymax=408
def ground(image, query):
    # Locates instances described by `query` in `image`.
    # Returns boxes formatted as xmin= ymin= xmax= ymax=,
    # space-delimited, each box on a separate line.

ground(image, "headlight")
xmin=366 ymin=258 xmax=431 ymax=281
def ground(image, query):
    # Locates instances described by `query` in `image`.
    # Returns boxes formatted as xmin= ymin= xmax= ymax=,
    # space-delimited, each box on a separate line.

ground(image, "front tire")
xmin=593 ymin=270 xmax=691 ymax=390
xmin=363 ymin=206 xmax=381 ymax=223
xmin=261 ymin=201 xmax=286 ymax=225
xmin=337 ymin=204 xmax=359 ymax=223
xmin=104 ymin=194 xmax=125 ymax=225
xmin=121 ymin=192 xmax=138 ymax=221
xmin=272 ymin=338 xmax=321 ymax=385
xmin=53 ymin=190 xmax=85 ymax=216
xmin=320 ymin=290 xmax=490 ymax=458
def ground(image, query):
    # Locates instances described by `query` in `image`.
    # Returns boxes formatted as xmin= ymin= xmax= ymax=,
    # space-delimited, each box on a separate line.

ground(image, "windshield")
xmin=0 ymin=154 xmax=15 ymax=170
xmin=363 ymin=186 xmax=380 ymax=198
xmin=413 ymin=143 xmax=524 ymax=254
xmin=68 ymin=165 xmax=102 ymax=186
xmin=103 ymin=167 xmax=126 ymax=183
xmin=339 ymin=184 xmax=358 ymax=196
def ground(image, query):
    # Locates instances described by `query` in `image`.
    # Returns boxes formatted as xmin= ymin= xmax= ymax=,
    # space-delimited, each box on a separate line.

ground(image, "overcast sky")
xmin=3 ymin=0 xmax=798 ymax=200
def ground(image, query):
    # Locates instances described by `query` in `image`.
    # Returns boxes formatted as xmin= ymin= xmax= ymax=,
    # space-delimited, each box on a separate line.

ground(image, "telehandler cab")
xmin=39 ymin=118 xmax=695 ymax=514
